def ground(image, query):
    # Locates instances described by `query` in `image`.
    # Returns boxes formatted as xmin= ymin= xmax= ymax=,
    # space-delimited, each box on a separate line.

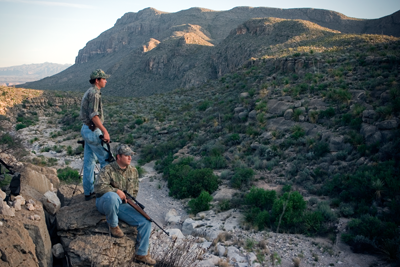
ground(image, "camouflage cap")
xmin=116 ymin=144 xmax=136 ymax=156
xmin=90 ymin=69 xmax=110 ymax=79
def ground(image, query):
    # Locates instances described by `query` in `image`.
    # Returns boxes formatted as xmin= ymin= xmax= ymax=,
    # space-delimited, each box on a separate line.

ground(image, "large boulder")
xmin=267 ymin=100 xmax=292 ymax=116
xmin=1 ymin=184 xmax=53 ymax=267
xmin=16 ymin=163 xmax=59 ymax=195
xmin=376 ymin=119 xmax=398 ymax=130
xmin=56 ymin=199 xmax=139 ymax=266
xmin=0 ymin=214 xmax=40 ymax=267
xmin=360 ymin=123 xmax=382 ymax=145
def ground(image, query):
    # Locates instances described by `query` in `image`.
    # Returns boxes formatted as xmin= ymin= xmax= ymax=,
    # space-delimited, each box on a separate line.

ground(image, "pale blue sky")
xmin=0 ymin=0 xmax=399 ymax=68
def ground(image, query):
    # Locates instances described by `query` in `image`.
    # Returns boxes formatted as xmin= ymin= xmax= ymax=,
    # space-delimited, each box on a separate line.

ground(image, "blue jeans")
xmin=81 ymin=124 xmax=109 ymax=196
xmin=96 ymin=192 xmax=152 ymax=256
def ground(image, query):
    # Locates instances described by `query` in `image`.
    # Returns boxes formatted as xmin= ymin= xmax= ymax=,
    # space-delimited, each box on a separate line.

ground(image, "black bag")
xmin=9 ymin=172 xmax=21 ymax=196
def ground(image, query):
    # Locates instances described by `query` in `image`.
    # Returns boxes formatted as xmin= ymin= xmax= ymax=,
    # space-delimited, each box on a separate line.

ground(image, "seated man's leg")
xmin=118 ymin=203 xmax=152 ymax=256
xmin=96 ymin=192 xmax=121 ymax=227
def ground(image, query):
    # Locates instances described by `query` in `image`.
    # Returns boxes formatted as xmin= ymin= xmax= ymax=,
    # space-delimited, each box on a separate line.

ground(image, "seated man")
xmin=94 ymin=144 xmax=156 ymax=266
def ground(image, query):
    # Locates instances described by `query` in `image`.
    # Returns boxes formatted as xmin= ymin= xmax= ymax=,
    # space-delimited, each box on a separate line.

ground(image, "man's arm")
xmin=94 ymin=166 xmax=118 ymax=197
xmin=92 ymin=115 xmax=110 ymax=142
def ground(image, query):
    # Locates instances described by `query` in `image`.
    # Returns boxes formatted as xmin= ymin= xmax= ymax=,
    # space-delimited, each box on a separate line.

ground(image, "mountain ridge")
xmin=20 ymin=7 xmax=400 ymax=96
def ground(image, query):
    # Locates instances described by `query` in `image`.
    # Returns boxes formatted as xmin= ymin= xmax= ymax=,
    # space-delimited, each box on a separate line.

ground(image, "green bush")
xmin=67 ymin=146 xmax=74 ymax=156
xmin=57 ymin=167 xmax=81 ymax=184
xmin=167 ymin=158 xmax=219 ymax=199
xmin=136 ymin=165 xmax=145 ymax=178
xmin=198 ymin=101 xmax=211 ymax=111
xmin=313 ymin=141 xmax=330 ymax=158
xmin=245 ymin=187 xmax=276 ymax=210
xmin=271 ymin=191 xmax=307 ymax=231
xmin=231 ymin=167 xmax=254 ymax=189
xmin=202 ymin=155 xmax=227 ymax=169
xmin=291 ymin=125 xmax=305 ymax=140
xmin=245 ymin=207 xmax=270 ymax=230
xmin=0 ymin=173 xmax=12 ymax=187
xmin=16 ymin=123 xmax=27 ymax=130
xmin=319 ymin=107 xmax=335 ymax=119
xmin=188 ymin=191 xmax=213 ymax=214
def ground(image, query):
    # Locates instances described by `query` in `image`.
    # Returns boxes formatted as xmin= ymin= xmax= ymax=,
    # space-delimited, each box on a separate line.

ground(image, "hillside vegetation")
xmin=2 ymin=17 xmax=400 ymax=264
xmin=19 ymin=7 xmax=400 ymax=97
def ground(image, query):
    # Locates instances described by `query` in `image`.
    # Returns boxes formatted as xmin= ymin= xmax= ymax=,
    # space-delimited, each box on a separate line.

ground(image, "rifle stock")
xmin=126 ymin=198 xmax=152 ymax=221
xmin=124 ymin=191 xmax=169 ymax=236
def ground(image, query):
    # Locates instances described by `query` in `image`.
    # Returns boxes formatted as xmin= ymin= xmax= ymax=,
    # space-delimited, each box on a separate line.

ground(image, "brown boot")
xmin=134 ymin=254 xmax=156 ymax=266
xmin=109 ymin=225 xmax=124 ymax=238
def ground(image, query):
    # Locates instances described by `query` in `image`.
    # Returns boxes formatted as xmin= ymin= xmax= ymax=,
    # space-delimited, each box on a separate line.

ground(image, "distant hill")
xmin=0 ymin=63 xmax=72 ymax=86
xmin=20 ymin=7 xmax=400 ymax=97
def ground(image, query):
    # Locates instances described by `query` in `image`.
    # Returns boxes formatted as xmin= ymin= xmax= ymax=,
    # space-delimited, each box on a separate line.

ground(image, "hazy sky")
xmin=0 ymin=0 xmax=399 ymax=68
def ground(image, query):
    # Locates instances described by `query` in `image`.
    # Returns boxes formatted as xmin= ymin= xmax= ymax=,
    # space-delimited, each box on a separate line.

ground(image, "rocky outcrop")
xmin=56 ymin=199 xmax=140 ymax=267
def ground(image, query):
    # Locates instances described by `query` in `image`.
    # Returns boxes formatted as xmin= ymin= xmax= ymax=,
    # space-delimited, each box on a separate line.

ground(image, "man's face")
xmin=117 ymin=154 xmax=131 ymax=168
xmin=95 ymin=78 xmax=107 ymax=89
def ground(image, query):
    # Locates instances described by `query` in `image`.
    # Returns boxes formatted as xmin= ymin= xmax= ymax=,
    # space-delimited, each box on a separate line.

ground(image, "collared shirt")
xmin=80 ymin=85 xmax=104 ymax=125
xmin=94 ymin=161 xmax=139 ymax=198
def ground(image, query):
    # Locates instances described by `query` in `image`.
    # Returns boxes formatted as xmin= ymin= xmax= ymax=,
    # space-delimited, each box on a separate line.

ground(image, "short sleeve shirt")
xmin=80 ymin=86 xmax=104 ymax=125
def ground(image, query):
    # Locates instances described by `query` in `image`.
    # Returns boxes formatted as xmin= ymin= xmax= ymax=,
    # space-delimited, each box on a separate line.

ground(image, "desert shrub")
xmin=319 ymin=107 xmax=335 ymax=118
xmin=66 ymin=146 xmax=74 ymax=156
xmin=245 ymin=207 xmax=270 ymax=230
xmin=339 ymin=202 xmax=355 ymax=217
xmin=245 ymin=187 xmax=277 ymax=210
xmin=136 ymin=165 xmax=145 ymax=178
xmin=291 ymin=125 xmax=305 ymax=140
xmin=225 ymin=133 xmax=241 ymax=145
xmin=167 ymin=158 xmax=218 ymax=199
xmin=188 ymin=191 xmax=213 ymax=214
xmin=231 ymin=167 xmax=254 ymax=189
xmin=344 ymin=215 xmax=399 ymax=259
xmin=271 ymin=191 xmax=307 ymax=232
xmin=125 ymin=133 xmax=135 ymax=145
xmin=15 ymin=123 xmax=27 ymax=130
xmin=0 ymin=132 xmax=27 ymax=158
xmin=198 ymin=100 xmax=211 ymax=111
xmin=282 ymin=185 xmax=292 ymax=193
xmin=202 ymin=156 xmax=227 ymax=169
xmin=0 ymin=173 xmax=12 ymax=187
xmin=57 ymin=167 xmax=81 ymax=184
xmin=313 ymin=141 xmax=330 ymax=158
xmin=140 ymin=137 xmax=187 ymax=164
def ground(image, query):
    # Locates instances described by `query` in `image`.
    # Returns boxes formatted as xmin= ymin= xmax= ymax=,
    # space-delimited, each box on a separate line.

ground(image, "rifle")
xmin=124 ymin=191 xmax=169 ymax=236
xmin=99 ymin=135 xmax=115 ymax=162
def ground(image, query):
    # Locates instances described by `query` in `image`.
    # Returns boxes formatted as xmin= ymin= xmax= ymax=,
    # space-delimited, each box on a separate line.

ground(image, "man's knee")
xmin=103 ymin=192 xmax=121 ymax=204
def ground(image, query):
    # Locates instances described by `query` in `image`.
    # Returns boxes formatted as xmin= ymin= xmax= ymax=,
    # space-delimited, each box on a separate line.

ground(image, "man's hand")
xmin=116 ymin=189 xmax=126 ymax=202
xmin=92 ymin=115 xmax=110 ymax=143
xmin=102 ymin=132 xmax=110 ymax=143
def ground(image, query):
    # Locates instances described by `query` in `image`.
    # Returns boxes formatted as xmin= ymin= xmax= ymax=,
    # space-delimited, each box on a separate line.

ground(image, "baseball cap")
xmin=90 ymin=69 xmax=110 ymax=79
xmin=116 ymin=144 xmax=136 ymax=156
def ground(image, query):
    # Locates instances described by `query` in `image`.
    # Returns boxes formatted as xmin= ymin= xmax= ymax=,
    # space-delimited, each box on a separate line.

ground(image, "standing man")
xmin=80 ymin=69 xmax=111 ymax=201
xmin=95 ymin=144 xmax=156 ymax=266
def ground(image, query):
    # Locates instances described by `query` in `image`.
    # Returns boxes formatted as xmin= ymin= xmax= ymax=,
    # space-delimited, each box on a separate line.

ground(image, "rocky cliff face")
xmin=21 ymin=7 xmax=400 ymax=97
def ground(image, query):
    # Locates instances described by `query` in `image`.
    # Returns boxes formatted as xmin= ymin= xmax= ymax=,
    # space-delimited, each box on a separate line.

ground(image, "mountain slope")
xmin=20 ymin=7 xmax=400 ymax=97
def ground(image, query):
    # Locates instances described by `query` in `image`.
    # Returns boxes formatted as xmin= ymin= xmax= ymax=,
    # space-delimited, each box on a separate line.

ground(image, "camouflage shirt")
xmin=94 ymin=161 xmax=139 ymax=198
xmin=80 ymin=85 xmax=104 ymax=125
